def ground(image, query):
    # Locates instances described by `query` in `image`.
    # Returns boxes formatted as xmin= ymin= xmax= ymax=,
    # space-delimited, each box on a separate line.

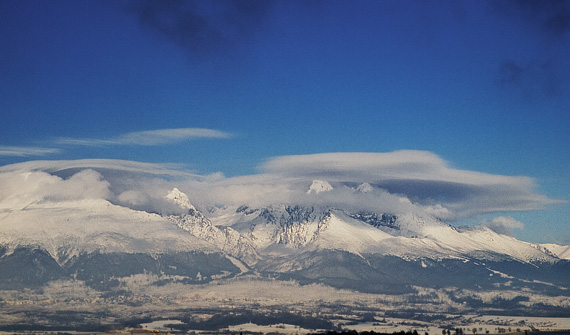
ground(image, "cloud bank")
xmin=242 ymin=151 xmax=560 ymax=219
xmin=0 ymin=151 xmax=562 ymax=223
xmin=0 ymin=169 xmax=110 ymax=211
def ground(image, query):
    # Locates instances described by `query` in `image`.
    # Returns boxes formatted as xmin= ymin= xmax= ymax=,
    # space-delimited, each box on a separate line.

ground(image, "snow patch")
xmin=165 ymin=188 xmax=196 ymax=211
xmin=541 ymin=243 xmax=570 ymax=260
xmin=0 ymin=198 xmax=214 ymax=263
xmin=226 ymin=255 xmax=250 ymax=274
xmin=307 ymin=180 xmax=333 ymax=194
xmin=356 ymin=182 xmax=373 ymax=193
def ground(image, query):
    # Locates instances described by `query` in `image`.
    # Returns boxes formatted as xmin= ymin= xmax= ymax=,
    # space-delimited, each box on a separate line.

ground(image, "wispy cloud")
xmin=0 ymin=159 xmax=195 ymax=177
xmin=56 ymin=127 xmax=232 ymax=147
xmin=1 ymin=128 xmax=230 ymax=159
xmin=0 ymin=146 xmax=60 ymax=157
xmin=480 ymin=216 xmax=525 ymax=236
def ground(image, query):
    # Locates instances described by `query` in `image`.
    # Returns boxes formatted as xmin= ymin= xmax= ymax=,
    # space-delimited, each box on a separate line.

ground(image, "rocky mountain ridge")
xmin=1 ymin=185 xmax=569 ymax=297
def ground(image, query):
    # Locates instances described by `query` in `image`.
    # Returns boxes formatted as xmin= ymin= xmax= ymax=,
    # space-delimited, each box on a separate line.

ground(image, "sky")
xmin=1 ymin=0 xmax=569 ymax=244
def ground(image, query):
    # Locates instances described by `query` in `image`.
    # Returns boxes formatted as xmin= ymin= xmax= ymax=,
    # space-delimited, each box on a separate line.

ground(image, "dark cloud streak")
xmin=497 ymin=59 xmax=562 ymax=97
xmin=126 ymin=0 xmax=275 ymax=59
xmin=491 ymin=0 xmax=570 ymax=37
xmin=490 ymin=0 xmax=570 ymax=97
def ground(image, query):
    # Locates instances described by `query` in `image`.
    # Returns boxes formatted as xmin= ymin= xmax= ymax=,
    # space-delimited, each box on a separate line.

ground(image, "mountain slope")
xmin=0 ymin=198 xmax=214 ymax=262
xmin=1 ymin=185 xmax=568 ymax=296
xmin=541 ymin=243 xmax=570 ymax=260
xmin=205 ymin=203 xmax=557 ymax=264
xmin=0 ymin=195 xmax=241 ymax=290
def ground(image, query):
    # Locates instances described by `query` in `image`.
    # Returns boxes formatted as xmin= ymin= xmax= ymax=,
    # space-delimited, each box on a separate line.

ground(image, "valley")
xmin=1 ymin=274 xmax=569 ymax=332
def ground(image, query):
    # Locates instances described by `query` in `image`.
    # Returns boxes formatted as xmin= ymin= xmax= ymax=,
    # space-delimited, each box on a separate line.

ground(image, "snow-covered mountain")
xmin=0 ymin=187 xmax=242 ymax=290
xmin=2 ymin=157 xmax=569 ymax=330
xmin=541 ymin=243 xmax=570 ymax=260
xmin=307 ymin=180 xmax=333 ymax=194
xmin=0 ymin=197 xmax=213 ymax=262
xmin=165 ymin=188 xmax=258 ymax=265
xmin=156 ymin=187 xmax=569 ymax=295
xmin=1 ymin=179 xmax=569 ymax=296
xmin=193 ymin=201 xmax=555 ymax=264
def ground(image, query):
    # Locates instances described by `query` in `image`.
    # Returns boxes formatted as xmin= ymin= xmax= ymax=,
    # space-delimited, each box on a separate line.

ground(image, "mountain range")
xmin=1 ymin=164 xmax=569 ymax=331
xmin=2 ymin=181 xmax=569 ymax=293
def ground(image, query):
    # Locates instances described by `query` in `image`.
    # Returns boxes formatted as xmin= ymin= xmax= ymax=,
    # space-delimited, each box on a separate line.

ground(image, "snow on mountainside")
xmin=311 ymin=211 xmax=393 ymax=255
xmin=2 ymin=181 xmax=557 ymax=270
xmin=356 ymin=182 xmax=373 ymax=193
xmin=0 ymin=197 xmax=215 ymax=264
xmin=1 ymin=160 xmax=568 ymax=312
xmin=0 ymin=171 xmax=566 ymax=294
xmin=209 ymin=204 xmax=332 ymax=250
xmin=165 ymin=187 xmax=196 ymax=211
xmin=202 ymin=198 xmax=558 ymax=264
xmin=307 ymin=180 xmax=333 ymax=194
xmin=0 ymin=182 xmax=245 ymax=291
xmin=541 ymin=243 xmax=570 ymax=260
xmin=164 ymin=188 xmax=258 ymax=265
xmin=167 ymin=214 xmax=258 ymax=265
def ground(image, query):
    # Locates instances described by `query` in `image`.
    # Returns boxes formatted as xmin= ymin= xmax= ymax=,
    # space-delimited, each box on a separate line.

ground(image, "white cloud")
xmin=0 ymin=151 xmax=562 ymax=222
xmin=262 ymin=151 xmax=526 ymax=186
xmin=56 ymin=127 xmax=232 ymax=146
xmin=0 ymin=159 xmax=213 ymax=215
xmin=481 ymin=216 xmax=525 ymax=236
xmin=179 ymin=174 xmax=439 ymax=218
xmin=47 ymin=169 xmax=111 ymax=202
xmin=0 ymin=159 xmax=195 ymax=177
xmin=0 ymin=169 xmax=110 ymax=210
xmin=0 ymin=145 xmax=60 ymax=157
xmin=1 ymin=128 xmax=230 ymax=158
xmin=258 ymin=151 xmax=562 ymax=219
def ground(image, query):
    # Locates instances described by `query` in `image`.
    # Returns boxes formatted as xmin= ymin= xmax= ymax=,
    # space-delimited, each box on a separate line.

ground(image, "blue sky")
xmin=1 ymin=0 xmax=569 ymax=243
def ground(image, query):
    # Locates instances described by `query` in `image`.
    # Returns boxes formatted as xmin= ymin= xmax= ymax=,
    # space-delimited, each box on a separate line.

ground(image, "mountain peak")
xmin=356 ymin=182 xmax=373 ymax=193
xmin=165 ymin=188 xmax=196 ymax=211
xmin=307 ymin=180 xmax=333 ymax=194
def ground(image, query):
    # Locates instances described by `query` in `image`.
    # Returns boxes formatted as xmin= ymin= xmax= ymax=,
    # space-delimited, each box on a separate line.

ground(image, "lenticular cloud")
xmin=258 ymin=151 xmax=561 ymax=219
xmin=0 ymin=151 xmax=562 ymax=221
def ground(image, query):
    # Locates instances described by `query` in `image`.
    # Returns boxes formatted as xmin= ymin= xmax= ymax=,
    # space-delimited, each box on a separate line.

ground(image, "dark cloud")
xmin=542 ymin=6 xmax=570 ymax=36
xmin=373 ymin=179 xmax=481 ymax=205
xmin=126 ymin=0 xmax=275 ymax=59
xmin=491 ymin=0 xmax=570 ymax=37
xmin=498 ymin=60 xmax=525 ymax=84
xmin=497 ymin=59 xmax=562 ymax=97
xmin=490 ymin=0 xmax=570 ymax=97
